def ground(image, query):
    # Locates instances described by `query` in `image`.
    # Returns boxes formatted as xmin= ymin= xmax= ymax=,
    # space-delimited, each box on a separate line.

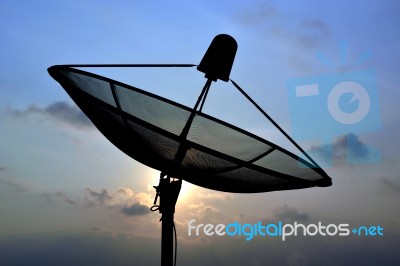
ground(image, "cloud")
xmin=273 ymin=204 xmax=309 ymax=223
xmin=196 ymin=192 xmax=231 ymax=201
xmin=44 ymin=102 xmax=92 ymax=128
xmin=44 ymin=191 xmax=77 ymax=205
xmin=7 ymin=101 xmax=93 ymax=129
xmin=344 ymin=133 xmax=379 ymax=161
xmin=285 ymin=251 xmax=309 ymax=266
xmin=2 ymin=229 xmax=397 ymax=266
xmin=299 ymin=19 xmax=331 ymax=39
xmin=235 ymin=2 xmax=277 ymax=25
xmin=233 ymin=2 xmax=332 ymax=72
xmin=381 ymin=178 xmax=400 ymax=194
xmin=85 ymin=188 xmax=113 ymax=207
xmin=0 ymin=167 xmax=29 ymax=193
xmin=117 ymin=187 xmax=134 ymax=197
xmin=309 ymin=133 xmax=380 ymax=165
xmin=121 ymin=203 xmax=150 ymax=216
xmin=235 ymin=2 xmax=330 ymax=47
xmin=0 ymin=177 xmax=28 ymax=193
xmin=84 ymin=187 xmax=153 ymax=207
xmin=188 ymin=202 xmax=220 ymax=219
xmin=0 ymin=231 xmax=160 ymax=266
xmin=269 ymin=18 xmax=330 ymax=51
xmin=132 ymin=192 xmax=153 ymax=206
xmin=84 ymin=187 xmax=153 ymax=218
xmin=300 ymin=19 xmax=330 ymax=32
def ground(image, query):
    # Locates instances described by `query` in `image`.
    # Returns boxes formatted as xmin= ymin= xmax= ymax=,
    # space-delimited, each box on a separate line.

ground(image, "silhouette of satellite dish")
xmin=48 ymin=34 xmax=331 ymax=266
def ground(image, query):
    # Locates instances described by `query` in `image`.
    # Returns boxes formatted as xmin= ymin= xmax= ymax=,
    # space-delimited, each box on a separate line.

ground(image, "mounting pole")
xmin=152 ymin=34 xmax=237 ymax=266
xmin=152 ymin=175 xmax=182 ymax=266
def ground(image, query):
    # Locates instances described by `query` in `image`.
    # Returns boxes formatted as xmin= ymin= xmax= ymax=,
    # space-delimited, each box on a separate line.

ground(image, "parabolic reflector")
xmin=48 ymin=66 xmax=331 ymax=193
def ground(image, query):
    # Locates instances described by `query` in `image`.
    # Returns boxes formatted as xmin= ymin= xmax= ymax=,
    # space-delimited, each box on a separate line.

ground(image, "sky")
xmin=1 ymin=0 xmax=400 ymax=265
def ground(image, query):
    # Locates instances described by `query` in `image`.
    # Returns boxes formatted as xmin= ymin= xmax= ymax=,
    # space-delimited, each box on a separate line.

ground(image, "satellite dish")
xmin=48 ymin=34 xmax=331 ymax=266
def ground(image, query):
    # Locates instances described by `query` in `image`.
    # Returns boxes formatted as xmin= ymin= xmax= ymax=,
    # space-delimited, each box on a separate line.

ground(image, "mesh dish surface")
xmin=48 ymin=66 xmax=331 ymax=193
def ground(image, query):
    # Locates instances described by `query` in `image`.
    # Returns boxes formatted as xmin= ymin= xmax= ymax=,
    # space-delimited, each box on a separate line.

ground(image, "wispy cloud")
xmin=381 ymin=178 xmax=400 ymax=194
xmin=7 ymin=101 xmax=93 ymax=129
xmin=0 ymin=166 xmax=29 ymax=193
xmin=235 ymin=2 xmax=330 ymax=48
xmin=235 ymin=2 xmax=277 ymax=25
xmin=234 ymin=2 xmax=331 ymax=72
xmin=196 ymin=192 xmax=231 ymax=201
xmin=300 ymin=19 xmax=330 ymax=37
xmin=44 ymin=191 xmax=77 ymax=205
xmin=273 ymin=204 xmax=309 ymax=223
xmin=262 ymin=204 xmax=310 ymax=224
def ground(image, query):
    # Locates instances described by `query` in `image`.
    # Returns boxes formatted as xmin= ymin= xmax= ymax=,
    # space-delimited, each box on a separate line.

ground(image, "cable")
xmin=55 ymin=64 xmax=196 ymax=68
xmin=150 ymin=205 xmax=160 ymax=212
xmin=149 ymin=210 xmax=177 ymax=265
xmin=173 ymin=220 xmax=177 ymax=266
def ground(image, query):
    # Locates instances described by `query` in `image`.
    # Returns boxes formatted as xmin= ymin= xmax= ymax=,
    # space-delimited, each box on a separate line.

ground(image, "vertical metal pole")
xmin=154 ymin=177 xmax=181 ymax=266
xmin=160 ymin=77 xmax=212 ymax=266
xmin=161 ymin=212 xmax=174 ymax=266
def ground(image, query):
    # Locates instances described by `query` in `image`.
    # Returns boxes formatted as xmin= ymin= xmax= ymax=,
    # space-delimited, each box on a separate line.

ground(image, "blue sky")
xmin=1 ymin=1 xmax=400 ymax=265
